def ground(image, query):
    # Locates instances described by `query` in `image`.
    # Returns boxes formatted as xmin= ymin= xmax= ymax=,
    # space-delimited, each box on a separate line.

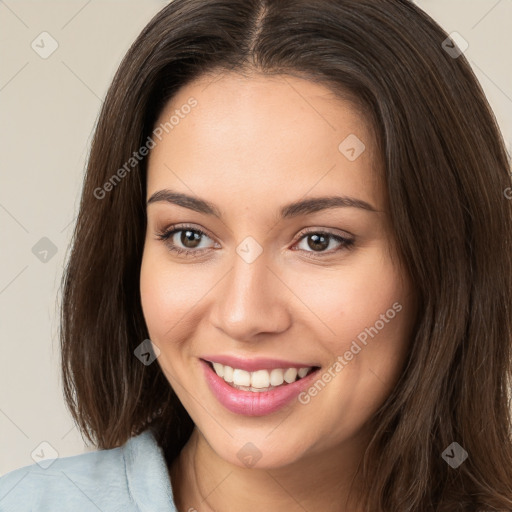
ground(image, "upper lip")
xmin=201 ymin=355 xmax=319 ymax=372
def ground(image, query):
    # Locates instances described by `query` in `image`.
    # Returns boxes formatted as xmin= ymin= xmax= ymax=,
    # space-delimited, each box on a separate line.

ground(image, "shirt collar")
xmin=123 ymin=427 xmax=178 ymax=511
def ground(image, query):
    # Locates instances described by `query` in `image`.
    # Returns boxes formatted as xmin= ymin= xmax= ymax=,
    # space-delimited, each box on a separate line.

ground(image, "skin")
xmin=140 ymin=71 xmax=417 ymax=512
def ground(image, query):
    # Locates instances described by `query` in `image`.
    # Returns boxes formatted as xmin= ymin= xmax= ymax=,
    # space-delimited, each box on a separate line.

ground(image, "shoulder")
xmin=0 ymin=436 xmax=132 ymax=512
xmin=0 ymin=428 xmax=177 ymax=512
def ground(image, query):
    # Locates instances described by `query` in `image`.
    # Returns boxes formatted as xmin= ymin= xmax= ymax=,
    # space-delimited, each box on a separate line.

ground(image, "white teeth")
xmin=269 ymin=369 xmax=284 ymax=386
xmin=212 ymin=362 xmax=224 ymax=377
xmin=223 ymin=365 xmax=233 ymax=383
xmin=209 ymin=361 xmax=314 ymax=391
xmin=298 ymin=367 xmax=309 ymax=378
xmin=283 ymin=368 xmax=298 ymax=383
xmin=251 ymin=369 xmax=270 ymax=388
xmin=232 ymin=369 xmax=251 ymax=387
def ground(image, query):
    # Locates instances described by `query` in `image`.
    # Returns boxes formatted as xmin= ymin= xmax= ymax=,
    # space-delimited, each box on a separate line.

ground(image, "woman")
xmin=1 ymin=0 xmax=512 ymax=510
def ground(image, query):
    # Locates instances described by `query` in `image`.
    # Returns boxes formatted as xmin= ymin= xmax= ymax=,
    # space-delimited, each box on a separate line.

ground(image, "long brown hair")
xmin=60 ymin=0 xmax=512 ymax=510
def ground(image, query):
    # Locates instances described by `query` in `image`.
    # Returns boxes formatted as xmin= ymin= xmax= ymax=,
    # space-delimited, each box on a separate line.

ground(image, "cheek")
xmin=291 ymin=246 xmax=414 ymax=411
xmin=139 ymin=247 xmax=199 ymax=343
xmin=294 ymin=250 xmax=407 ymax=346
xmin=292 ymin=253 xmax=413 ymax=436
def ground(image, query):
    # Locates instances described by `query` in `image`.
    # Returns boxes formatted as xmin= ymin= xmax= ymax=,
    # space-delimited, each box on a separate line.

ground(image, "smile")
xmin=206 ymin=360 xmax=316 ymax=392
xmin=200 ymin=358 xmax=321 ymax=416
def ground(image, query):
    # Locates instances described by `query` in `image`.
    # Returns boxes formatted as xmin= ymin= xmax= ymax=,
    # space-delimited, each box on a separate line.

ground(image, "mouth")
xmin=202 ymin=359 xmax=320 ymax=393
xmin=200 ymin=358 xmax=321 ymax=416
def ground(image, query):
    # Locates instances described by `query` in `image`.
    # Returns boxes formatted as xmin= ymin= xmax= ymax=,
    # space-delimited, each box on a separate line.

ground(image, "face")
xmin=140 ymin=71 xmax=417 ymax=469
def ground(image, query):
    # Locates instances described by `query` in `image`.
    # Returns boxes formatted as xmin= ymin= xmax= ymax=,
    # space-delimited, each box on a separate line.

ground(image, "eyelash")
xmin=155 ymin=224 xmax=355 ymax=259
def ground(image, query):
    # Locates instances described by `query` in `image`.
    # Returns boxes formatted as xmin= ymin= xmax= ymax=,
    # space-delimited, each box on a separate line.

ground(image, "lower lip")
xmin=200 ymin=359 xmax=320 ymax=416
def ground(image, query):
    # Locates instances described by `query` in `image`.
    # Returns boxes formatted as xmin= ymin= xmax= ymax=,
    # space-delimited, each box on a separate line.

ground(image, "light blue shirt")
xmin=0 ymin=427 xmax=179 ymax=511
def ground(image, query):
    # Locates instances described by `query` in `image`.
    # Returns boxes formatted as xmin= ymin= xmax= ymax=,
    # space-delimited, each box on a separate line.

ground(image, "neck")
xmin=169 ymin=426 xmax=369 ymax=512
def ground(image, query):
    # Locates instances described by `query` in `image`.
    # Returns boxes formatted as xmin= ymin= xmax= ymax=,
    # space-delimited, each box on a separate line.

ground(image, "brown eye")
xmin=156 ymin=225 xmax=216 ymax=257
xmin=294 ymin=230 xmax=355 ymax=256
xmin=305 ymin=233 xmax=330 ymax=251
xmin=179 ymin=229 xmax=202 ymax=249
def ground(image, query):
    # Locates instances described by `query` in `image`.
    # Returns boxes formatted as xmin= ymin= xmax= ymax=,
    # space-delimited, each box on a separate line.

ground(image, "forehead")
xmin=146 ymin=72 xmax=385 ymax=214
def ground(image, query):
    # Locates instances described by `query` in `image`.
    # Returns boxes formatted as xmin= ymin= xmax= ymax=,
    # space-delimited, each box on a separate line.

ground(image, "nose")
xmin=209 ymin=251 xmax=292 ymax=341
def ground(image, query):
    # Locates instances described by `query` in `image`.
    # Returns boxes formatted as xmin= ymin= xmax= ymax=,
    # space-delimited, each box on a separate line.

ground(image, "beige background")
xmin=1 ymin=0 xmax=511 ymax=475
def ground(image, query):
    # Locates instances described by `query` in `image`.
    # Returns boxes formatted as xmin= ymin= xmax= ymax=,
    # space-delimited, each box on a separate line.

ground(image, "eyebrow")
xmin=146 ymin=189 xmax=378 ymax=219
